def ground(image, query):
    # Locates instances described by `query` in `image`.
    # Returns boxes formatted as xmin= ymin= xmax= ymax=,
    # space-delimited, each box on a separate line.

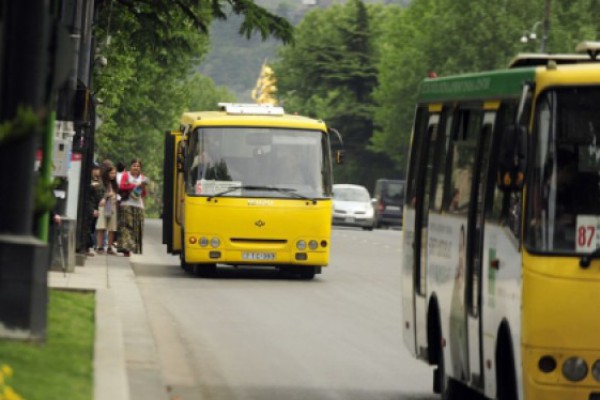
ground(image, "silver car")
xmin=332 ymin=184 xmax=375 ymax=230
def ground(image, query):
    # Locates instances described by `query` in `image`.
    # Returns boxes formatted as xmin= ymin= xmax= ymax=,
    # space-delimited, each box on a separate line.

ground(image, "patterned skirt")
xmin=119 ymin=205 xmax=144 ymax=254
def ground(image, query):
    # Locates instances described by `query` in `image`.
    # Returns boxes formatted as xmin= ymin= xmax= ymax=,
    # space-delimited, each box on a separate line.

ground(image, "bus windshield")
xmin=186 ymin=127 xmax=330 ymax=198
xmin=526 ymin=87 xmax=600 ymax=254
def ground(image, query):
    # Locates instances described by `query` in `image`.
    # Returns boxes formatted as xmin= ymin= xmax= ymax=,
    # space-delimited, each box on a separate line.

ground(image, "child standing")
xmin=95 ymin=165 xmax=119 ymax=254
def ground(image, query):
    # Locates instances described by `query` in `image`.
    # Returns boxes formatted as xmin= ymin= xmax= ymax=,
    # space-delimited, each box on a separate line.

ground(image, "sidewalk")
xmin=48 ymin=252 xmax=169 ymax=400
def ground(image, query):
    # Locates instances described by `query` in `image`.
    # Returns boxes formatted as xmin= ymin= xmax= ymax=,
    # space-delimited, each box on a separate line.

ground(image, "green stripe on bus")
xmin=418 ymin=68 xmax=536 ymax=103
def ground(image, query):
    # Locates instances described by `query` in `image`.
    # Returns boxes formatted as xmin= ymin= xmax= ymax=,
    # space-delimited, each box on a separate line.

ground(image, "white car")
xmin=332 ymin=184 xmax=375 ymax=230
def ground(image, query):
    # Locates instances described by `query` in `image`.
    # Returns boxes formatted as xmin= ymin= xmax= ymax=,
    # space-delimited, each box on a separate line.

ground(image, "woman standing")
xmin=95 ymin=165 xmax=119 ymax=254
xmin=118 ymin=159 xmax=147 ymax=256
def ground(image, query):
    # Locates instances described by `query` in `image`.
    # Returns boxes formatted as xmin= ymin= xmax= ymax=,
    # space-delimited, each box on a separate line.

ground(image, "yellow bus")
xmin=402 ymin=42 xmax=600 ymax=399
xmin=162 ymin=103 xmax=343 ymax=279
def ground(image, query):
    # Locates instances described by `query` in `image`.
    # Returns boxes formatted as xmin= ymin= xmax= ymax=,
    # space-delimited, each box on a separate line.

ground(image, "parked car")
xmin=373 ymin=179 xmax=404 ymax=228
xmin=332 ymin=184 xmax=375 ymax=230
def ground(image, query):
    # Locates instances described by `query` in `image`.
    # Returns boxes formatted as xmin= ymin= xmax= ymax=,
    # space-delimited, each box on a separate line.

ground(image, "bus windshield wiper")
xmin=579 ymin=247 xmax=600 ymax=268
xmin=206 ymin=185 xmax=243 ymax=201
xmin=207 ymin=185 xmax=316 ymax=203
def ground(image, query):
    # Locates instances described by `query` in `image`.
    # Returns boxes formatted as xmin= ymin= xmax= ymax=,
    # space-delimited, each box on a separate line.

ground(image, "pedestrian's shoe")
xmin=86 ymin=249 xmax=95 ymax=257
xmin=123 ymin=251 xmax=131 ymax=257
xmin=96 ymin=248 xmax=105 ymax=255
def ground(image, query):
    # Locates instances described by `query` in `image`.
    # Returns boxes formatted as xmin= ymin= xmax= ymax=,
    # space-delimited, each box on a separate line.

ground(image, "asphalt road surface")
xmin=134 ymin=220 xmax=436 ymax=400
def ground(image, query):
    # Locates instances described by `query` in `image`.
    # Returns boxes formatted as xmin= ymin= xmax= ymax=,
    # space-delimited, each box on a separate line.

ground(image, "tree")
xmin=92 ymin=0 xmax=291 ymax=215
xmin=94 ymin=0 xmax=294 ymax=44
xmin=371 ymin=0 xmax=599 ymax=175
xmin=275 ymin=0 xmax=393 ymax=191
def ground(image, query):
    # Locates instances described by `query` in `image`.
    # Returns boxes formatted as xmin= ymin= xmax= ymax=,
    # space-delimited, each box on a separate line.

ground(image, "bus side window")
xmin=406 ymin=106 xmax=429 ymax=207
xmin=430 ymin=107 xmax=453 ymax=211
xmin=488 ymin=103 xmax=522 ymax=239
xmin=443 ymin=107 xmax=482 ymax=213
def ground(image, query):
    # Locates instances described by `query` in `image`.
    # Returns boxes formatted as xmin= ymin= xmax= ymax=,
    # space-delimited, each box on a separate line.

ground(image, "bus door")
xmin=163 ymin=131 xmax=176 ymax=252
xmin=464 ymin=107 xmax=497 ymax=389
xmin=162 ymin=130 xmax=185 ymax=254
xmin=410 ymin=107 xmax=440 ymax=359
xmin=444 ymin=104 xmax=483 ymax=382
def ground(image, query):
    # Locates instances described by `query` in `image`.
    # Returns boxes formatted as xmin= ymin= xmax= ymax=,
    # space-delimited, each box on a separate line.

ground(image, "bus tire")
xmin=429 ymin=301 xmax=463 ymax=400
xmin=496 ymin=324 xmax=518 ymax=400
xmin=298 ymin=266 xmax=316 ymax=280
xmin=193 ymin=263 xmax=217 ymax=277
xmin=179 ymin=248 xmax=189 ymax=272
xmin=434 ymin=339 xmax=463 ymax=400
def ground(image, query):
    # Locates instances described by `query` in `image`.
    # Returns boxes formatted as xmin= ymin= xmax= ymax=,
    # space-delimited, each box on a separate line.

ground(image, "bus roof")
xmin=417 ymin=68 xmax=536 ymax=103
xmin=180 ymin=110 xmax=328 ymax=131
xmin=509 ymin=53 xmax=600 ymax=68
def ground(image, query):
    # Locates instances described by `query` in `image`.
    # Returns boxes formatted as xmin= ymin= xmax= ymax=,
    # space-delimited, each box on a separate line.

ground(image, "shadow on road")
xmin=131 ymin=262 xmax=327 ymax=282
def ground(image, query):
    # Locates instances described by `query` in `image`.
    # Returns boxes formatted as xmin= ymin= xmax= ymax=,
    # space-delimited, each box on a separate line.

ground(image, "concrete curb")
xmin=48 ymin=251 xmax=168 ymax=400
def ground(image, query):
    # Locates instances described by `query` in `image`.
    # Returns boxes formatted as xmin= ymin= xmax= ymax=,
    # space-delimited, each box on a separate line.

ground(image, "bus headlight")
xmin=562 ymin=357 xmax=588 ymax=381
xmin=199 ymin=237 xmax=209 ymax=247
xmin=210 ymin=237 xmax=220 ymax=248
xmin=296 ymin=240 xmax=306 ymax=250
xmin=308 ymin=240 xmax=318 ymax=250
xmin=592 ymin=360 xmax=600 ymax=382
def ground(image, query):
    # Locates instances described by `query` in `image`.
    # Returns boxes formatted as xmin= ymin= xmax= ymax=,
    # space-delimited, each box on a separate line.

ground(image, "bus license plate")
xmin=242 ymin=252 xmax=275 ymax=261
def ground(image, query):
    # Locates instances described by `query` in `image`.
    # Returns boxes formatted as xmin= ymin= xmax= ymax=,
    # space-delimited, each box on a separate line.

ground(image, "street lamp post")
xmin=541 ymin=0 xmax=552 ymax=53
xmin=520 ymin=21 xmax=543 ymax=52
xmin=521 ymin=0 xmax=552 ymax=53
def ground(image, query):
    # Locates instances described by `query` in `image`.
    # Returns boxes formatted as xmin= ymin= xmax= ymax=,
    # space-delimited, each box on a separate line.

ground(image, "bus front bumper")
xmin=185 ymin=247 xmax=329 ymax=267
xmin=523 ymin=346 xmax=600 ymax=400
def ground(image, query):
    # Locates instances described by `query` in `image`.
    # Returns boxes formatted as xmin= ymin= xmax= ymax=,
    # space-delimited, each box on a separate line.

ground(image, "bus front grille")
xmin=230 ymin=238 xmax=288 ymax=244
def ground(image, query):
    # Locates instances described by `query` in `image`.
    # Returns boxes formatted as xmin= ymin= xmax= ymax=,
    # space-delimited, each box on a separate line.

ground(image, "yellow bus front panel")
xmin=182 ymin=196 xmax=332 ymax=266
xmin=522 ymin=253 xmax=600 ymax=399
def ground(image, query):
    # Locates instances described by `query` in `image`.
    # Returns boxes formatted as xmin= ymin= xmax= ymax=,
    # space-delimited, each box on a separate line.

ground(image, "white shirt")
xmin=120 ymin=172 xmax=145 ymax=209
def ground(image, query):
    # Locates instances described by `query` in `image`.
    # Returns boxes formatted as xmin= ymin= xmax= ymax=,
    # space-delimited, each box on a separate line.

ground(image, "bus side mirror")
xmin=497 ymin=124 xmax=527 ymax=192
xmin=329 ymin=127 xmax=345 ymax=165
xmin=335 ymin=149 xmax=345 ymax=165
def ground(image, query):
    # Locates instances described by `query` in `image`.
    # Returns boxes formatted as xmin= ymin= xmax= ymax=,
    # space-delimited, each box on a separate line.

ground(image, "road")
xmin=134 ymin=219 xmax=436 ymax=400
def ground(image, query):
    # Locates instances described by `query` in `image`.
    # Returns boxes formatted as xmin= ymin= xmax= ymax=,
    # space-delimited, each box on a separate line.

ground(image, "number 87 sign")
xmin=576 ymin=215 xmax=600 ymax=252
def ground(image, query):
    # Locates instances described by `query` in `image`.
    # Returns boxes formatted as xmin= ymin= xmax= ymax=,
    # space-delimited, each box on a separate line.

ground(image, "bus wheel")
xmin=193 ymin=263 xmax=217 ymax=277
xmin=434 ymin=344 xmax=462 ymax=400
xmin=298 ymin=267 xmax=316 ymax=280
xmin=180 ymin=250 xmax=192 ymax=273
xmin=496 ymin=339 xmax=518 ymax=400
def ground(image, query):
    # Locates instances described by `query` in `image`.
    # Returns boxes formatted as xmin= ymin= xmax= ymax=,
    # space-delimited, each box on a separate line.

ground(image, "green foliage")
xmin=372 ymin=0 xmax=600 ymax=175
xmin=0 ymin=106 xmax=41 ymax=145
xmin=275 ymin=0 xmax=395 ymax=191
xmin=92 ymin=2 xmax=243 ymax=216
xmin=186 ymin=74 xmax=237 ymax=112
xmin=34 ymin=177 xmax=59 ymax=215
xmin=199 ymin=11 xmax=282 ymax=102
xmin=94 ymin=0 xmax=293 ymax=44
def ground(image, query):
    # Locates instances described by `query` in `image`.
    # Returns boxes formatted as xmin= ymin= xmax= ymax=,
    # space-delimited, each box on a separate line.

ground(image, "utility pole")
xmin=73 ymin=0 xmax=96 ymax=258
xmin=0 ymin=1 xmax=51 ymax=340
xmin=541 ymin=0 xmax=551 ymax=53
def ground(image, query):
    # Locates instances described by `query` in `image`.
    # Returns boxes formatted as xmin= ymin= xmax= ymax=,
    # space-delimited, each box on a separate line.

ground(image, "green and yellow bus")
xmin=162 ymin=103 xmax=342 ymax=279
xmin=402 ymin=42 xmax=600 ymax=399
